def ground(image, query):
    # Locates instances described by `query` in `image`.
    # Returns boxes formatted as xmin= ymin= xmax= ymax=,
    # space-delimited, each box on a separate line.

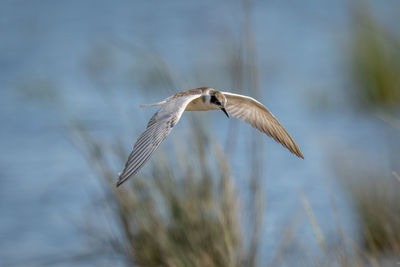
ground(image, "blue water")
xmin=1 ymin=0 xmax=398 ymax=265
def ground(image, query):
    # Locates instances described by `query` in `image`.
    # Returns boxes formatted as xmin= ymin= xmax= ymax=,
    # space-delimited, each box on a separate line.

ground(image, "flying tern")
xmin=117 ymin=87 xmax=303 ymax=186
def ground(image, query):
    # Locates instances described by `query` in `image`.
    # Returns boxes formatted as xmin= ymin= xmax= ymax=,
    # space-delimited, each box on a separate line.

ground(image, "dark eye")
xmin=210 ymin=95 xmax=221 ymax=105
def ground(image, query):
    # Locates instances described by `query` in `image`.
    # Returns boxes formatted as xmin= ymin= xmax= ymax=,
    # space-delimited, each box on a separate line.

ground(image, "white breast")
xmin=185 ymin=96 xmax=218 ymax=111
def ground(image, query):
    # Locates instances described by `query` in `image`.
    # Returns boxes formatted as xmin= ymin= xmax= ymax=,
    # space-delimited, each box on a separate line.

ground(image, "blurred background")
xmin=1 ymin=0 xmax=400 ymax=266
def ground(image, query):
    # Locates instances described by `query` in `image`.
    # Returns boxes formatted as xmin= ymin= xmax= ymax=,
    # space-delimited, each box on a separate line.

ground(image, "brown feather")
xmin=223 ymin=92 xmax=304 ymax=159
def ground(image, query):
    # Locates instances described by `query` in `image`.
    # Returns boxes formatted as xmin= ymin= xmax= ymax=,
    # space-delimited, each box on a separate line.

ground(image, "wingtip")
xmin=116 ymin=177 xmax=127 ymax=187
xmin=116 ymin=172 xmax=124 ymax=187
xmin=296 ymin=150 xmax=304 ymax=159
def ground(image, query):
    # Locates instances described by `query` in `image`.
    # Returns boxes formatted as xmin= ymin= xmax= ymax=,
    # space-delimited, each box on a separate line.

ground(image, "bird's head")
xmin=209 ymin=90 xmax=229 ymax=118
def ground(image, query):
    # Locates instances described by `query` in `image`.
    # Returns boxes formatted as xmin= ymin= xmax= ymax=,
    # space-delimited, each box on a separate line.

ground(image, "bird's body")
xmin=117 ymin=87 xmax=303 ymax=187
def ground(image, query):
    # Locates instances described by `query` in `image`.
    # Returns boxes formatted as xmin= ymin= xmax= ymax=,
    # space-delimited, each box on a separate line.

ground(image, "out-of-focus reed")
xmin=67 ymin=2 xmax=265 ymax=266
xmin=20 ymin=1 xmax=400 ymax=266
xmin=344 ymin=2 xmax=400 ymax=258
xmin=331 ymin=149 xmax=400 ymax=260
xmin=71 ymin=120 xmax=253 ymax=267
xmin=349 ymin=3 xmax=400 ymax=109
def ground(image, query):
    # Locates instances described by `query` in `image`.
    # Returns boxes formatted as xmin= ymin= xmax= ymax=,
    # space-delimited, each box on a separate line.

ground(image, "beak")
xmin=221 ymin=108 xmax=229 ymax=118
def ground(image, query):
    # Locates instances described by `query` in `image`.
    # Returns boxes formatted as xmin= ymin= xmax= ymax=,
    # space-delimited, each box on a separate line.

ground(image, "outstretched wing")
xmin=117 ymin=93 xmax=202 ymax=186
xmin=223 ymin=92 xmax=304 ymax=159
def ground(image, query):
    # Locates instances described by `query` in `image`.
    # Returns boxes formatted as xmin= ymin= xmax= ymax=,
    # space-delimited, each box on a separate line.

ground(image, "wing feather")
xmin=223 ymin=92 xmax=304 ymax=158
xmin=117 ymin=93 xmax=202 ymax=186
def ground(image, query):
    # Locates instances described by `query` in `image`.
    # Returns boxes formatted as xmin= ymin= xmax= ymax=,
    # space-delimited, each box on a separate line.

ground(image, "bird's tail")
xmin=139 ymin=100 xmax=166 ymax=108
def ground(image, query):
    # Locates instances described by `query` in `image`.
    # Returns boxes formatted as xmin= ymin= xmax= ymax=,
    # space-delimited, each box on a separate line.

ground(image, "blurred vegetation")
xmin=344 ymin=3 xmax=400 ymax=263
xmin=349 ymin=3 xmax=400 ymax=110
xmin=16 ymin=1 xmax=400 ymax=266
xmin=331 ymin=149 xmax=400 ymax=258
xmin=71 ymin=121 xmax=251 ymax=267
xmin=18 ymin=76 xmax=61 ymax=107
xmin=68 ymin=1 xmax=266 ymax=266
xmin=69 ymin=2 xmax=400 ymax=266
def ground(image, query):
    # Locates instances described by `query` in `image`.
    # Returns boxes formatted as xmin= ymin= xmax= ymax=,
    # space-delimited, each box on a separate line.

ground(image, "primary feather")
xmin=116 ymin=93 xmax=201 ymax=186
xmin=223 ymin=92 xmax=303 ymax=159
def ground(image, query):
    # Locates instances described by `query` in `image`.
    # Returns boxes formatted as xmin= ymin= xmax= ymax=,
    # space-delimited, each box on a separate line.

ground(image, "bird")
xmin=116 ymin=87 xmax=303 ymax=187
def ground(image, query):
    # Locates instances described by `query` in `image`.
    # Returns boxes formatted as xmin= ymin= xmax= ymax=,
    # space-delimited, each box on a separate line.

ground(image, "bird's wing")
xmin=222 ymin=92 xmax=304 ymax=158
xmin=117 ymin=93 xmax=202 ymax=186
